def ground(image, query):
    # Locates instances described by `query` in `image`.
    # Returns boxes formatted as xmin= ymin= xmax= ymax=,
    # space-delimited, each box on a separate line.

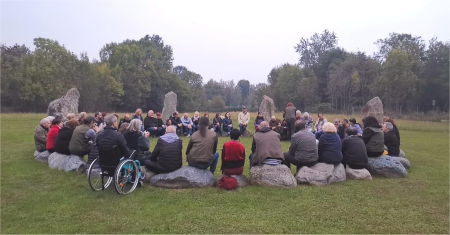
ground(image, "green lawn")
xmin=1 ymin=113 xmax=449 ymax=233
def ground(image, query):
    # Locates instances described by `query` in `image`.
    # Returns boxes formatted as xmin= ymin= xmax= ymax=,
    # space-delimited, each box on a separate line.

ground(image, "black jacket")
xmin=318 ymin=132 xmax=343 ymax=164
xmin=169 ymin=116 xmax=181 ymax=125
xmin=342 ymin=135 xmax=368 ymax=168
xmin=118 ymin=118 xmax=131 ymax=128
xmin=96 ymin=126 xmax=130 ymax=168
xmin=143 ymin=116 xmax=159 ymax=130
xmin=150 ymin=138 xmax=183 ymax=173
xmin=384 ymin=130 xmax=400 ymax=156
xmin=362 ymin=127 xmax=384 ymax=155
xmin=54 ymin=127 xmax=75 ymax=155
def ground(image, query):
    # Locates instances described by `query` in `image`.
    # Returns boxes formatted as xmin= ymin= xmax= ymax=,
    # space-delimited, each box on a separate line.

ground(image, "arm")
xmin=117 ymin=134 xmax=131 ymax=157
xmin=138 ymin=135 xmax=150 ymax=151
xmin=251 ymin=137 xmax=256 ymax=154
xmin=288 ymin=137 xmax=297 ymax=157
xmin=150 ymin=140 xmax=161 ymax=161
xmin=35 ymin=128 xmax=47 ymax=144
xmin=212 ymin=135 xmax=218 ymax=154
xmin=362 ymin=128 xmax=372 ymax=144
xmin=185 ymin=139 xmax=193 ymax=155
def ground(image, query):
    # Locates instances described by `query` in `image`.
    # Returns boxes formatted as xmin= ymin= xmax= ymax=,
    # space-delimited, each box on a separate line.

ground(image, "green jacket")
xmin=69 ymin=124 xmax=90 ymax=156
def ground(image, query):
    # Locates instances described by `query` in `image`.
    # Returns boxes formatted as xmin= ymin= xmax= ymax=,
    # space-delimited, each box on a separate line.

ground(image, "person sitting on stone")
xmin=383 ymin=116 xmax=400 ymax=145
xmin=212 ymin=112 xmax=223 ymax=135
xmin=269 ymin=115 xmax=282 ymax=135
xmin=69 ymin=116 xmax=96 ymax=158
xmin=283 ymin=102 xmax=296 ymax=140
xmin=337 ymin=119 xmax=349 ymax=140
xmin=46 ymin=115 xmax=64 ymax=153
xmin=144 ymin=110 xmax=160 ymax=137
xmin=118 ymin=122 xmax=129 ymax=134
xmin=302 ymin=112 xmax=314 ymax=132
xmin=295 ymin=110 xmax=302 ymax=120
xmin=362 ymin=116 xmax=384 ymax=157
xmin=169 ymin=111 xmax=182 ymax=135
xmin=349 ymin=118 xmax=363 ymax=136
xmin=314 ymin=113 xmax=328 ymax=133
xmin=84 ymin=116 xmax=100 ymax=165
xmin=383 ymin=122 xmax=400 ymax=156
xmin=238 ymin=106 xmax=250 ymax=134
xmin=254 ymin=112 xmax=265 ymax=131
xmin=94 ymin=112 xmax=103 ymax=127
xmin=284 ymin=120 xmax=318 ymax=172
xmin=341 ymin=127 xmax=368 ymax=169
xmin=123 ymin=119 xmax=150 ymax=164
xmin=155 ymin=112 xmax=166 ymax=136
xmin=186 ymin=117 xmax=219 ymax=173
xmin=118 ymin=113 xmax=131 ymax=128
xmin=222 ymin=112 xmax=233 ymax=135
xmin=221 ymin=129 xmax=245 ymax=175
xmin=318 ymin=122 xmax=343 ymax=165
xmin=77 ymin=112 xmax=87 ymax=124
xmin=192 ymin=111 xmax=201 ymax=133
xmin=132 ymin=108 xmax=143 ymax=121
xmin=144 ymin=125 xmax=182 ymax=174
xmin=35 ymin=117 xmax=51 ymax=153
xmin=181 ymin=112 xmax=194 ymax=137
xmin=249 ymin=121 xmax=284 ymax=166
xmin=54 ymin=119 xmax=79 ymax=155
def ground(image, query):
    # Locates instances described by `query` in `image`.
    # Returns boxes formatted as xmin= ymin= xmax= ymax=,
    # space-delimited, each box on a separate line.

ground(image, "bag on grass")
xmin=218 ymin=175 xmax=238 ymax=190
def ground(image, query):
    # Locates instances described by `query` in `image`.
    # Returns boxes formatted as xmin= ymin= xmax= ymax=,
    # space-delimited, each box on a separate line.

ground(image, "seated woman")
xmin=318 ymin=122 xmax=343 ymax=165
xmin=221 ymin=129 xmax=245 ymax=175
xmin=46 ymin=115 xmax=64 ymax=153
xmin=54 ymin=119 xmax=79 ymax=155
xmin=383 ymin=116 xmax=400 ymax=145
xmin=35 ymin=117 xmax=51 ymax=153
xmin=123 ymin=119 xmax=150 ymax=164
xmin=144 ymin=125 xmax=182 ymax=174
xmin=186 ymin=117 xmax=219 ymax=173
xmin=222 ymin=112 xmax=233 ymax=135
xmin=341 ymin=127 xmax=368 ymax=169
xmin=212 ymin=113 xmax=222 ymax=134
xmin=362 ymin=116 xmax=384 ymax=157
xmin=254 ymin=112 xmax=264 ymax=131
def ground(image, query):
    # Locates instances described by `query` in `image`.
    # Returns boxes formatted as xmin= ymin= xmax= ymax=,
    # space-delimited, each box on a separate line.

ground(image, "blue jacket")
xmin=181 ymin=116 xmax=193 ymax=126
xmin=318 ymin=132 xmax=343 ymax=164
xmin=222 ymin=117 xmax=233 ymax=129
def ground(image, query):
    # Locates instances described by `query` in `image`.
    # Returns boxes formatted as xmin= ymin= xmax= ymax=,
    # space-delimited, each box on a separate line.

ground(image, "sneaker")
xmin=187 ymin=134 xmax=191 ymax=137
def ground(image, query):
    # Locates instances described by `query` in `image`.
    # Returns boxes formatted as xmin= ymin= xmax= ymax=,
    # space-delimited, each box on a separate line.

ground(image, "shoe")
xmin=187 ymin=134 xmax=191 ymax=137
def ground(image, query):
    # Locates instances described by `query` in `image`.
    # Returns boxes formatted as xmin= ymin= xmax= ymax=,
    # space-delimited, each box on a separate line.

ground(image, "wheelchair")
xmin=87 ymin=149 xmax=145 ymax=195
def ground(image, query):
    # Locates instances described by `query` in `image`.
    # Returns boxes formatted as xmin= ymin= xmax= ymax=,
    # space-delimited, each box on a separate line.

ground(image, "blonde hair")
xmin=127 ymin=119 xmax=142 ymax=132
xmin=66 ymin=113 xmax=75 ymax=120
xmin=322 ymin=122 xmax=337 ymax=133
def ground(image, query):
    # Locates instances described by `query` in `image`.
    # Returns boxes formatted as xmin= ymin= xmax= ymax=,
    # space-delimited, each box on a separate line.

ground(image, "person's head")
xmin=334 ymin=119 xmax=340 ymax=127
xmin=257 ymin=112 xmax=263 ymax=118
xmin=78 ymin=112 xmax=87 ymax=122
xmin=95 ymin=112 xmax=102 ymax=119
xmin=156 ymin=112 xmax=162 ymax=119
xmin=135 ymin=108 xmax=142 ymax=115
xmin=295 ymin=120 xmax=306 ymax=132
xmin=199 ymin=116 xmax=210 ymax=136
xmin=173 ymin=111 xmax=179 ymax=117
xmin=296 ymin=110 xmax=301 ymax=117
xmin=52 ymin=115 xmax=63 ymax=127
xmin=383 ymin=122 xmax=393 ymax=133
xmin=287 ymin=102 xmax=294 ymax=107
xmin=166 ymin=125 xmax=176 ymax=134
xmin=40 ymin=117 xmax=51 ymax=129
xmin=124 ymin=113 xmax=131 ymax=120
xmin=271 ymin=115 xmax=276 ymax=121
xmin=183 ymin=112 xmax=189 ymax=118
xmin=230 ymin=129 xmax=241 ymax=140
xmin=303 ymin=112 xmax=310 ymax=119
xmin=203 ymin=112 xmax=209 ymax=117
xmin=215 ymin=112 xmax=221 ymax=118
xmin=104 ymin=114 xmax=118 ymax=128
xmin=194 ymin=111 xmax=199 ymax=117
xmin=166 ymin=119 xmax=172 ymax=125
xmin=242 ymin=106 xmax=247 ymax=113
xmin=84 ymin=116 xmax=95 ymax=126
xmin=66 ymin=113 xmax=75 ymax=121
xmin=346 ymin=127 xmax=358 ymax=136
xmin=342 ymin=119 xmax=349 ymax=126
xmin=384 ymin=116 xmax=396 ymax=125
xmin=118 ymin=123 xmax=129 ymax=134
xmin=147 ymin=110 xmax=154 ymax=117
xmin=318 ymin=113 xmax=323 ymax=119
xmin=101 ymin=112 xmax=107 ymax=118
xmin=323 ymin=122 xmax=337 ymax=133
xmin=362 ymin=116 xmax=381 ymax=128
xmin=349 ymin=118 xmax=357 ymax=125
xmin=259 ymin=121 xmax=269 ymax=128
xmin=65 ymin=119 xmax=79 ymax=129
xmin=128 ymin=119 xmax=142 ymax=132
xmin=225 ymin=112 xmax=230 ymax=118
xmin=46 ymin=116 xmax=55 ymax=123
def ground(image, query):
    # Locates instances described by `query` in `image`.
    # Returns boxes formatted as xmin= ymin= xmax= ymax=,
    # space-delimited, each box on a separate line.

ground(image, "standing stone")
xmin=259 ymin=95 xmax=276 ymax=121
xmin=161 ymin=91 xmax=177 ymax=122
xmin=362 ymin=97 xmax=384 ymax=124
xmin=47 ymin=88 xmax=80 ymax=117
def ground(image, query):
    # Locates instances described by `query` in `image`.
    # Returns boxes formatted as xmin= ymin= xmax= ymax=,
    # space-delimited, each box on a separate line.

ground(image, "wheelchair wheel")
xmin=87 ymin=158 xmax=112 ymax=191
xmin=114 ymin=159 xmax=139 ymax=195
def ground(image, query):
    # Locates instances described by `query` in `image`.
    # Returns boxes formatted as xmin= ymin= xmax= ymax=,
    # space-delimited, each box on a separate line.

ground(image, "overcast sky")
xmin=1 ymin=0 xmax=449 ymax=84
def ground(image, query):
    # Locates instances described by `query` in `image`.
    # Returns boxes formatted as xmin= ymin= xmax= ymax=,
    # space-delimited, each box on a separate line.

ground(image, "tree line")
xmin=1 ymin=31 xmax=448 ymax=114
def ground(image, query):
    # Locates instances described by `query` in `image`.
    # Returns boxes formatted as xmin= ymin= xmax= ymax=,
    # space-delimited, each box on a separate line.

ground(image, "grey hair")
xmin=296 ymin=110 xmax=301 ymax=115
xmin=127 ymin=119 xmax=142 ymax=132
xmin=260 ymin=121 xmax=269 ymax=128
xmin=303 ymin=112 xmax=309 ymax=117
xmin=384 ymin=122 xmax=393 ymax=131
xmin=40 ymin=118 xmax=49 ymax=125
xmin=166 ymin=125 xmax=176 ymax=133
xmin=104 ymin=114 xmax=117 ymax=126
xmin=46 ymin=116 xmax=55 ymax=122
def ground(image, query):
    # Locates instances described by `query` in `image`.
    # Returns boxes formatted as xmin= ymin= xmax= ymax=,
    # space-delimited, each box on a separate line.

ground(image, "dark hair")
xmin=230 ymin=129 xmax=241 ymax=140
xmin=95 ymin=112 xmax=101 ymax=118
xmin=295 ymin=120 xmax=306 ymax=132
xmin=199 ymin=117 xmax=210 ymax=137
xmin=343 ymin=119 xmax=349 ymax=124
xmin=52 ymin=115 xmax=63 ymax=125
xmin=346 ymin=127 xmax=358 ymax=136
xmin=215 ymin=113 xmax=220 ymax=118
xmin=349 ymin=118 xmax=357 ymax=124
xmin=362 ymin=116 xmax=381 ymax=128
xmin=84 ymin=116 xmax=95 ymax=125
xmin=65 ymin=119 xmax=79 ymax=129
xmin=317 ymin=113 xmax=323 ymax=117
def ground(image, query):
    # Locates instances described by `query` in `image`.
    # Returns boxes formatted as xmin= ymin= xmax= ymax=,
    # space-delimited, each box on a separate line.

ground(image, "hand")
xmin=93 ymin=125 xmax=99 ymax=132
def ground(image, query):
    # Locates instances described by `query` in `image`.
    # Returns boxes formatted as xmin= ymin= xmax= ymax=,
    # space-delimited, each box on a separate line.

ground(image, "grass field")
xmin=1 ymin=113 xmax=449 ymax=233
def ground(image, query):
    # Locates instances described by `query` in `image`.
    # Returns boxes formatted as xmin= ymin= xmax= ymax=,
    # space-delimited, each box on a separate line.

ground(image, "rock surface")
xmin=250 ymin=164 xmax=297 ymax=187
xmin=367 ymin=155 xmax=408 ymax=178
xmin=140 ymin=167 xmax=157 ymax=183
xmin=48 ymin=152 xmax=86 ymax=172
xmin=34 ymin=150 xmax=50 ymax=163
xmin=259 ymin=95 xmax=276 ymax=122
xmin=392 ymin=156 xmax=410 ymax=170
xmin=217 ymin=174 xmax=249 ymax=187
xmin=241 ymin=129 xmax=253 ymax=137
xmin=47 ymin=88 xmax=80 ymax=117
xmin=150 ymin=166 xmax=214 ymax=188
xmin=345 ymin=167 xmax=372 ymax=180
xmin=362 ymin=96 xmax=384 ymax=124
xmin=296 ymin=163 xmax=346 ymax=185
xmin=399 ymin=149 xmax=406 ymax=158
xmin=161 ymin=91 xmax=177 ymax=122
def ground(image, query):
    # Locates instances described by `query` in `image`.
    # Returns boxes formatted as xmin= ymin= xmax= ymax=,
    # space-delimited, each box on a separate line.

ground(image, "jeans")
xmin=223 ymin=125 xmax=232 ymax=133
xmin=188 ymin=152 xmax=219 ymax=173
xmin=239 ymin=124 xmax=247 ymax=133
xmin=182 ymin=125 xmax=192 ymax=136
xmin=147 ymin=127 xmax=163 ymax=137
xmin=192 ymin=123 xmax=199 ymax=133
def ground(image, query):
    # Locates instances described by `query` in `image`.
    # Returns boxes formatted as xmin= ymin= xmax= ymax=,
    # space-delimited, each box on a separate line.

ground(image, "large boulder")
xmin=250 ymin=164 xmax=297 ymax=187
xmin=367 ymin=155 xmax=408 ymax=178
xmin=296 ymin=163 xmax=346 ymax=185
xmin=34 ymin=150 xmax=50 ymax=163
xmin=161 ymin=91 xmax=177 ymax=122
xmin=217 ymin=174 xmax=249 ymax=187
xmin=392 ymin=156 xmax=410 ymax=170
xmin=241 ymin=129 xmax=253 ymax=137
xmin=399 ymin=149 xmax=406 ymax=158
xmin=140 ymin=167 xmax=157 ymax=183
xmin=362 ymin=96 xmax=383 ymax=124
xmin=47 ymin=88 xmax=80 ymax=117
xmin=150 ymin=166 xmax=214 ymax=188
xmin=48 ymin=152 xmax=86 ymax=173
xmin=259 ymin=95 xmax=276 ymax=121
xmin=345 ymin=167 xmax=372 ymax=180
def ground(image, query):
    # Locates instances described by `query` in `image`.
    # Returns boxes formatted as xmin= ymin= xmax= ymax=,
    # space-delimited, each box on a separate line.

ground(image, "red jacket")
xmin=46 ymin=124 xmax=60 ymax=150
xmin=221 ymin=140 xmax=245 ymax=175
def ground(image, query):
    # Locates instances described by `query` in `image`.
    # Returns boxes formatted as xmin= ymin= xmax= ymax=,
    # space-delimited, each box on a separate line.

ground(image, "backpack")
xmin=218 ymin=175 xmax=238 ymax=190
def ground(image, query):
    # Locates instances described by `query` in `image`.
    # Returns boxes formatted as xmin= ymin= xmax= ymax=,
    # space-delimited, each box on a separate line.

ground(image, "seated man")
xmin=249 ymin=121 xmax=284 ymax=166
xmin=349 ymin=118 xmax=363 ymax=136
xmin=221 ymin=129 xmax=245 ymax=175
xmin=169 ymin=111 xmax=182 ymax=136
xmin=186 ymin=117 xmax=219 ymax=173
xmin=284 ymin=120 xmax=318 ymax=172
xmin=180 ymin=113 xmax=193 ymax=137
xmin=144 ymin=126 xmax=182 ymax=174
xmin=119 ymin=114 xmax=131 ymax=128
xmin=69 ymin=116 xmax=95 ymax=158
xmin=54 ymin=119 xmax=79 ymax=155
xmin=383 ymin=122 xmax=400 ymax=156
xmin=34 ymin=117 xmax=51 ymax=153
xmin=269 ymin=115 xmax=283 ymax=135
xmin=143 ymin=110 xmax=161 ymax=137
xmin=238 ymin=107 xmax=250 ymax=134
xmin=96 ymin=114 xmax=130 ymax=172
xmin=314 ymin=113 xmax=327 ymax=138
xmin=342 ymin=127 xmax=368 ymax=169
xmin=155 ymin=112 xmax=166 ymax=136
